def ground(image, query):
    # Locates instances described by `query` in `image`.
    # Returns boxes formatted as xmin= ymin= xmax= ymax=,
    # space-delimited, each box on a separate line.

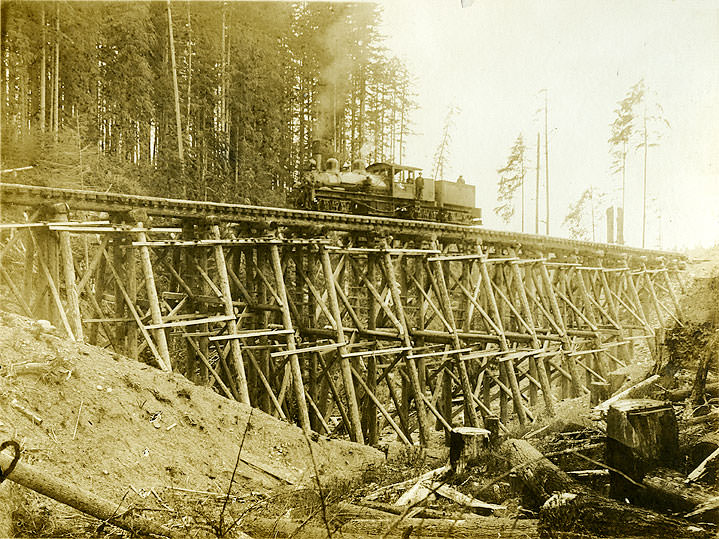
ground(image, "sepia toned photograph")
xmin=0 ymin=1 xmax=717 ymax=537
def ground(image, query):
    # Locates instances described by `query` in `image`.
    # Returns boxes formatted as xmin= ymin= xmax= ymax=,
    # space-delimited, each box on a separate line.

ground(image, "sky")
xmin=377 ymin=0 xmax=719 ymax=250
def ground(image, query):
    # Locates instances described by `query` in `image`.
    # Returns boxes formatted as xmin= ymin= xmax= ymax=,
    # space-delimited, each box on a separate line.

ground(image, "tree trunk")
xmin=691 ymin=335 xmax=717 ymax=407
xmin=167 ymin=0 xmax=184 ymax=167
xmin=0 ymin=450 xmax=176 ymax=538
xmin=245 ymin=515 xmax=537 ymax=539
xmin=53 ymin=1 xmax=59 ymax=140
xmin=643 ymin=468 xmax=719 ymax=521
xmin=185 ymin=0 xmax=192 ymax=150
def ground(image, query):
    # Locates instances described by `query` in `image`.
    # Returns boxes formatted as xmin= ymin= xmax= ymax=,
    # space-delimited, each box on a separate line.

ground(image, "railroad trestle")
xmin=0 ymin=184 xmax=686 ymax=446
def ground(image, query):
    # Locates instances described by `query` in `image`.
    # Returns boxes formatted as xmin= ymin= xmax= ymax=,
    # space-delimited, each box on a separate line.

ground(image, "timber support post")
xmin=270 ymin=243 xmax=312 ymax=436
xmin=320 ymin=245 xmax=364 ymax=444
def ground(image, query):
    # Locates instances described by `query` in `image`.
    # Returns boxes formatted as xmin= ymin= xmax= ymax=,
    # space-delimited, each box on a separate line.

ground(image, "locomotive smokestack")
xmin=312 ymin=139 xmax=331 ymax=172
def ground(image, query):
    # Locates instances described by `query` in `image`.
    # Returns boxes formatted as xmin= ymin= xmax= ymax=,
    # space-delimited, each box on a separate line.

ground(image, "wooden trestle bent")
xmin=0 ymin=188 xmax=687 ymax=447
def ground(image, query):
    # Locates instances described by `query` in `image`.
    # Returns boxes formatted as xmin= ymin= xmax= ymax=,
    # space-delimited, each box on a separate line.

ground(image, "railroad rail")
xmin=0 ymin=182 xmax=685 ymax=263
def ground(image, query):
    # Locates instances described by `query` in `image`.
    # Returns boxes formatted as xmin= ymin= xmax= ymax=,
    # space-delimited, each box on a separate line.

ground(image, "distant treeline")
xmin=0 ymin=1 xmax=414 ymax=204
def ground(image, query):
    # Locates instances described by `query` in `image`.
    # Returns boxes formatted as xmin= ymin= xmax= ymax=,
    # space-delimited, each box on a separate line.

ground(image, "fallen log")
xmin=643 ymin=468 xmax=719 ymax=522
xmin=244 ymin=515 xmax=538 ymax=538
xmin=499 ymin=438 xmax=712 ymax=538
xmin=540 ymin=490 xmax=712 ymax=538
xmin=689 ymin=432 xmax=719 ymax=482
xmin=687 ymin=408 xmax=719 ymax=426
xmin=0 ymin=449 xmax=177 ymax=538
xmin=355 ymin=499 xmax=473 ymax=520
xmin=499 ymin=438 xmax=574 ymax=501
xmin=688 ymin=446 xmax=719 ymax=483
xmin=666 ymin=383 xmax=719 ymax=402
xmin=687 ymin=497 xmax=719 ymax=520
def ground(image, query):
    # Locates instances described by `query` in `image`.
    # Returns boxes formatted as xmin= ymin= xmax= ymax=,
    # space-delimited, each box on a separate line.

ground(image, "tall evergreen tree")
xmin=494 ymin=134 xmax=526 ymax=227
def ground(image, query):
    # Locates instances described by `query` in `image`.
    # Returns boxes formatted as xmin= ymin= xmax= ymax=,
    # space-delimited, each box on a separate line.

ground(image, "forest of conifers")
xmin=0 ymin=1 xmax=414 ymax=204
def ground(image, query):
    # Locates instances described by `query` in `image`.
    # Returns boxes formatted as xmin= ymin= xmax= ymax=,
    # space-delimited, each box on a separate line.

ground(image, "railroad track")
xmin=0 ymin=182 xmax=685 ymax=263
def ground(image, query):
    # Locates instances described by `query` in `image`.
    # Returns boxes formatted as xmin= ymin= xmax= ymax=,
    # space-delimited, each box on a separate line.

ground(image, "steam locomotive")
xmin=292 ymin=141 xmax=482 ymax=224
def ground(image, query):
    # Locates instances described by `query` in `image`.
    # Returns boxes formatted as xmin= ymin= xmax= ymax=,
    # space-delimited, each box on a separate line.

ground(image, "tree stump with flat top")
xmin=606 ymin=399 xmax=679 ymax=501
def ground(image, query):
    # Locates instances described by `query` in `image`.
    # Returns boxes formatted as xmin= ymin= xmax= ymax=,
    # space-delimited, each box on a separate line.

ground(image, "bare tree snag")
xmin=691 ymin=333 xmax=718 ymax=408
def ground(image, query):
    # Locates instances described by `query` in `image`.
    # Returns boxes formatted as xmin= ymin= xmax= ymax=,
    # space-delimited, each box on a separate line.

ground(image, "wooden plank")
xmin=50 ymin=226 xmax=181 ymax=233
xmin=144 ymin=314 xmax=234 ymax=330
xmin=270 ymin=341 xmax=341 ymax=358
xmin=208 ymin=328 xmax=293 ymax=341
xmin=341 ymin=346 xmax=411 ymax=359
xmin=407 ymin=347 xmax=473 ymax=360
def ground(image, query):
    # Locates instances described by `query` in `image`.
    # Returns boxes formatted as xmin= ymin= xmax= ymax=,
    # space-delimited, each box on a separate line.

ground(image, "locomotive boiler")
xmin=292 ymin=141 xmax=482 ymax=224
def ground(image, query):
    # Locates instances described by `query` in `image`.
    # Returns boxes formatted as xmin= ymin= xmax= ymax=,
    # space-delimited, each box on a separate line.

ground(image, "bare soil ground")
xmin=0 ymin=312 xmax=383 ymax=537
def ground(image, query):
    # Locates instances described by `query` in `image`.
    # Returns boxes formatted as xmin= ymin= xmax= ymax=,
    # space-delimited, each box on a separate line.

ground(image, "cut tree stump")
xmin=605 ymin=398 xmax=679 ymax=500
xmin=590 ymin=381 xmax=610 ymax=406
xmin=448 ymin=427 xmax=489 ymax=474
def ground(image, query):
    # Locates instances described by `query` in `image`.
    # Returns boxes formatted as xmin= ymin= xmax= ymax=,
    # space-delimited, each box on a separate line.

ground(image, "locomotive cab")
xmin=366 ymin=163 xmax=435 ymax=202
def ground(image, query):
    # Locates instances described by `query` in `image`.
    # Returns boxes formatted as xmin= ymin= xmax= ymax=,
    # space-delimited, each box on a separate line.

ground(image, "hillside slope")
xmin=0 ymin=312 xmax=382 ymax=536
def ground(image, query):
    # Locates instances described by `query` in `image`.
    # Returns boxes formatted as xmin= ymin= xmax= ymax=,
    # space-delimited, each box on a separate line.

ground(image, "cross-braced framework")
xmin=0 ymin=189 xmax=687 ymax=446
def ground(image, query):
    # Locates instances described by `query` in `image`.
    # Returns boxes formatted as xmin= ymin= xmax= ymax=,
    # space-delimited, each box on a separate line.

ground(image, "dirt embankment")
xmin=0 ymin=312 xmax=382 ymax=536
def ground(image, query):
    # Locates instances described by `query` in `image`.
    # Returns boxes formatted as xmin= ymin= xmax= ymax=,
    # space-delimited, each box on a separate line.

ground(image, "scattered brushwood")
xmin=499 ymin=438 xmax=713 ymax=538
